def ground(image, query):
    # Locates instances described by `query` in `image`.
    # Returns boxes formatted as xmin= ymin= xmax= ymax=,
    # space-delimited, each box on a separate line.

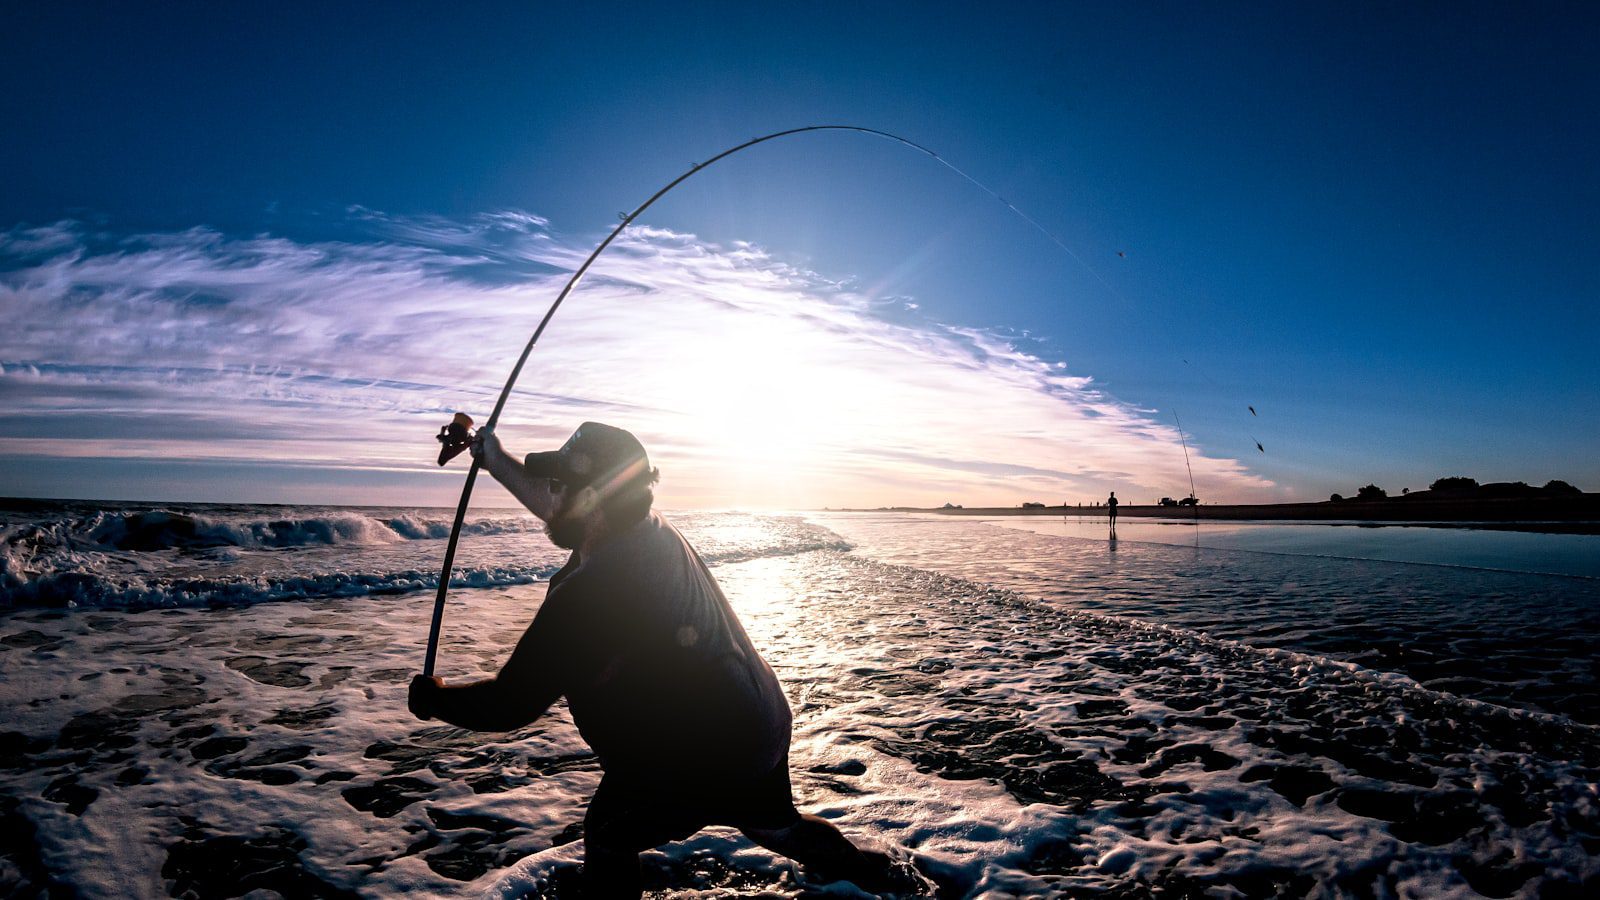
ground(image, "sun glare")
xmin=653 ymin=314 xmax=879 ymax=490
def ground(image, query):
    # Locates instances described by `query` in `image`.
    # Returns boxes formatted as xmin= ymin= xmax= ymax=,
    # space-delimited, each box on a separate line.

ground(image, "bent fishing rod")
xmin=423 ymin=124 xmax=1087 ymax=676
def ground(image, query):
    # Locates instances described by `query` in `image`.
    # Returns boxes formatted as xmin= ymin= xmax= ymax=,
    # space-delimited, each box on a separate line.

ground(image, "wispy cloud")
xmin=0 ymin=214 xmax=1275 ymax=507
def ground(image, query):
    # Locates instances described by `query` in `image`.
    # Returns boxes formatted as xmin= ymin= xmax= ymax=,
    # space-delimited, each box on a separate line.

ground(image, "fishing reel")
xmin=435 ymin=413 xmax=476 ymax=466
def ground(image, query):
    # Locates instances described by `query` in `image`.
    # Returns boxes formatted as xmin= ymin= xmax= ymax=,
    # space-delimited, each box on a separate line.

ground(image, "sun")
xmin=649 ymin=315 xmax=880 ymax=488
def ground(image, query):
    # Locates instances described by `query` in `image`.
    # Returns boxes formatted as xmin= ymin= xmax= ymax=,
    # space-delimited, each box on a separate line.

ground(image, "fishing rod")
xmin=422 ymin=124 xmax=1097 ymax=676
xmin=1172 ymin=410 xmax=1201 ymax=533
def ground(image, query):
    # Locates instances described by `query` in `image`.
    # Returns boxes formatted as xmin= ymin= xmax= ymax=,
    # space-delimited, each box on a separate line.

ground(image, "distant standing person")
xmin=1107 ymin=491 xmax=1118 ymax=528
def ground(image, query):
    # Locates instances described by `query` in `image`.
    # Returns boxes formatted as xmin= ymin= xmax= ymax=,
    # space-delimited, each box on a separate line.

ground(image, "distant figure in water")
xmin=409 ymin=422 xmax=894 ymax=897
xmin=1107 ymin=491 xmax=1119 ymax=529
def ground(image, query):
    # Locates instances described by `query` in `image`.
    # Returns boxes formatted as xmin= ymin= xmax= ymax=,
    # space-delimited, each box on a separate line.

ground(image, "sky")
xmin=1 ymin=2 xmax=1596 ymax=509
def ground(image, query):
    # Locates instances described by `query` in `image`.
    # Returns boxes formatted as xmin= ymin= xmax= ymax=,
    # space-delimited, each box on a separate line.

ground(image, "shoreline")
xmin=831 ymin=497 xmax=1600 ymax=535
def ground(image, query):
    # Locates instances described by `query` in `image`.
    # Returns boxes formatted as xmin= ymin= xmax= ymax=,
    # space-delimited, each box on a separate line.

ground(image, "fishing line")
xmin=1181 ymin=357 xmax=1265 ymax=454
xmin=423 ymin=124 xmax=1110 ymax=675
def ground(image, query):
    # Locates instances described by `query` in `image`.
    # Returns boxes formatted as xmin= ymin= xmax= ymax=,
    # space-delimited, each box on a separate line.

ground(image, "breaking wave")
xmin=2 ymin=508 xmax=543 ymax=554
xmin=0 ymin=503 xmax=851 ymax=609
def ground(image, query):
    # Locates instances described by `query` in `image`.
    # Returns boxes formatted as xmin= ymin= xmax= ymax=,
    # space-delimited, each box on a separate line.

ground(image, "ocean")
xmin=2 ymin=500 xmax=1597 ymax=897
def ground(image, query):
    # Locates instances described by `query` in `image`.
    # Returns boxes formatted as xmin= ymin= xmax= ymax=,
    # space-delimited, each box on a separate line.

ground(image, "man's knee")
xmin=582 ymin=841 xmax=642 ymax=899
xmin=740 ymin=821 xmax=794 ymax=846
xmin=742 ymin=814 xmax=861 ymax=862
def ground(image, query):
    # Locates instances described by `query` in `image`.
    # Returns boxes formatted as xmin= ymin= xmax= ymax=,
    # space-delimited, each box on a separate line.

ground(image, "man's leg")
xmin=742 ymin=814 xmax=892 ymax=885
xmin=584 ymin=774 xmax=681 ymax=900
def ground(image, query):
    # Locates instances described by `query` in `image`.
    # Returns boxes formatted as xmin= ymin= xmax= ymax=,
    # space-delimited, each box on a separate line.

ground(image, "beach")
xmin=8 ymin=3 xmax=1598 ymax=897
xmin=3 ymin=504 xmax=1599 ymax=897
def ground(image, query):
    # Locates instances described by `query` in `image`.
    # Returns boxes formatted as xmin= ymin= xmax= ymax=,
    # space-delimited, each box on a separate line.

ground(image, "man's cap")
xmin=525 ymin=422 xmax=652 ymax=494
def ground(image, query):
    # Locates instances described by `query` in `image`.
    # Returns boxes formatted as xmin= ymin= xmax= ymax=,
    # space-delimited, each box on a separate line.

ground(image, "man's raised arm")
xmin=471 ymin=428 xmax=553 ymax=517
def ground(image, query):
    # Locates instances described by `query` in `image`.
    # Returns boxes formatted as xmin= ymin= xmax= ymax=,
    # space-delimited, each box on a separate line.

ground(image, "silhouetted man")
xmin=1107 ymin=491 xmax=1118 ymax=528
xmin=409 ymin=422 xmax=888 ymax=897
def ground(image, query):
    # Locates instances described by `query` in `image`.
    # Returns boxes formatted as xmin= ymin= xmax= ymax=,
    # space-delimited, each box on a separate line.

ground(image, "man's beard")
xmin=545 ymin=515 xmax=586 ymax=550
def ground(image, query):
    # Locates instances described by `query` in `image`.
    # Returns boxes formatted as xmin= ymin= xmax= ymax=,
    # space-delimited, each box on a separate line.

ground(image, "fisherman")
xmin=1107 ymin=491 xmax=1119 ymax=528
xmin=409 ymin=422 xmax=892 ymax=897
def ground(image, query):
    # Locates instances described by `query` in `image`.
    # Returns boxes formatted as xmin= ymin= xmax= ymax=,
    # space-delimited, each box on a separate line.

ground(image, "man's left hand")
xmin=469 ymin=426 xmax=502 ymax=467
xmin=409 ymin=673 xmax=444 ymax=721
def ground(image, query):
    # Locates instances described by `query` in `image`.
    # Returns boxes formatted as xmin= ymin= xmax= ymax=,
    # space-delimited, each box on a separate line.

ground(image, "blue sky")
xmin=2 ymin=2 xmax=1596 ymax=507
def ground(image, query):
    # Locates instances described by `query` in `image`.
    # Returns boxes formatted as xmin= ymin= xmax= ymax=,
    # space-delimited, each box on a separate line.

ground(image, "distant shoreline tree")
xmin=1323 ymin=478 xmax=1581 ymax=506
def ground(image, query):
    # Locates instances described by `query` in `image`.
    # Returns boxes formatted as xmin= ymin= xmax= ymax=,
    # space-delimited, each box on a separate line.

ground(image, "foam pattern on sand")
xmin=4 ymin=546 xmax=1596 ymax=898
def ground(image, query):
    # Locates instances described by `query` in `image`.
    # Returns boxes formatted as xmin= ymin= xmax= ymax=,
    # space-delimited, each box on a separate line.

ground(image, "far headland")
xmin=831 ymin=478 xmax=1600 ymax=534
